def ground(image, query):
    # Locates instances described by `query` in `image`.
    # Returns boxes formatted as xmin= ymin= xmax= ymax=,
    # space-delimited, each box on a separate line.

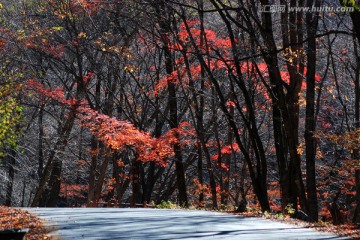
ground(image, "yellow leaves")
xmin=0 ymin=3 xmax=3 ymax=9
xmin=316 ymin=150 xmax=324 ymax=159
xmin=51 ymin=26 xmax=63 ymax=32
xmin=298 ymin=94 xmax=306 ymax=106
xmin=320 ymin=128 xmax=360 ymax=152
xmin=282 ymin=47 xmax=304 ymax=64
xmin=327 ymin=86 xmax=334 ymax=94
xmin=77 ymin=32 xmax=87 ymax=39
xmin=0 ymin=79 xmax=23 ymax=157
xmin=16 ymin=30 xmax=26 ymax=40
xmin=297 ymin=142 xmax=304 ymax=155
xmin=124 ymin=65 xmax=135 ymax=73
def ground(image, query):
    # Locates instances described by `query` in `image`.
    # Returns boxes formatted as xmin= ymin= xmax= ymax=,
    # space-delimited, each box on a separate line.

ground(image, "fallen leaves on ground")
xmin=233 ymin=211 xmax=360 ymax=239
xmin=0 ymin=206 xmax=51 ymax=239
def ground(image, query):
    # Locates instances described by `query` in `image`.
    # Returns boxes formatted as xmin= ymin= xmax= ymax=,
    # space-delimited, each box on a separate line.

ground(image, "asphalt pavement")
xmin=27 ymin=208 xmax=348 ymax=240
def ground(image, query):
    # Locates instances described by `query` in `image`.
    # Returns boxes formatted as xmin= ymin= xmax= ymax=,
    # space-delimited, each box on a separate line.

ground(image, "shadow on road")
xmin=28 ymin=208 xmax=348 ymax=240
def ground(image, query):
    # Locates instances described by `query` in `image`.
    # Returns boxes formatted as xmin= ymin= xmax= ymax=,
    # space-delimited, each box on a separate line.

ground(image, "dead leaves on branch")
xmin=318 ymin=128 xmax=360 ymax=159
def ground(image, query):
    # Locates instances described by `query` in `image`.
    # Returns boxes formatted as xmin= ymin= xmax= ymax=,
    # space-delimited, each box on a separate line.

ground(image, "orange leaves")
xmin=154 ymin=72 xmax=179 ymax=95
xmin=79 ymin=106 xmax=195 ymax=166
xmin=192 ymin=178 xmax=211 ymax=198
xmin=0 ymin=206 xmax=50 ymax=239
xmin=153 ymin=20 xmax=233 ymax=94
xmin=17 ymin=24 xmax=65 ymax=59
xmin=220 ymin=142 xmax=240 ymax=155
xmin=0 ymin=38 xmax=8 ymax=51
xmin=117 ymin=159 xmax=125 ymax=167
xmin=153 ymin=62 xmax=203 ymax=94
xmin=41 ymin=44 xmax=65 ymax=59
xmin=82 ymin=72 xmax=94 ymax=83
xmin=177 ymin=20 xmax=231 ymax=54
xmin=226 ymin=101 xmax=236 ymax=107
xmin=26 ymin=80 xmax=78 ymax=106
xmin=220 ymin=163 xmax=229 ymax=171
xmin=321 ymin=128 xmax=360 ymax=152
xmin=240 ymin=61 xmax=322 ymax=92
xmin=26 ymin=79 xmax=195 ymax=166
xmin=60 ymin=183 xmax=87 ymax=198
xmin=211 ymin=142 xmax=240 ymax=165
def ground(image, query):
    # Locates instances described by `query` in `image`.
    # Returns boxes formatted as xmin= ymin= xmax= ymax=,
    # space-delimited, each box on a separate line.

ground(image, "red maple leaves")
xmin=152 ymin=20 xmax=322 ymax=97
xmin=26 ymin=79 xmax=195 ymax=166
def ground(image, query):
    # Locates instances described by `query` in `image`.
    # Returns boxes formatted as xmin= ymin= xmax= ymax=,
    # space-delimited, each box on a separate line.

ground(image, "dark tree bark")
xmin=131 ymin=159 xmax=142 ymax=207
xmin=154 ymin=0 xmax=188 ymax=207
xmin=31 ymin=109 xmax=77 ymax=207
xmin=46 ymin=157 xmax=62 ymax=207
xmin=87 ymin=136 xmax=98 ymax=207
xmin=183 ymin=47 xmax=217 ymax=208
xmin=353 ymin=169 xmax=360 ymax=224
xmin=347 ymin=4 xmax=360 ymax=224
xmin=305 ymin=0 xmax=321 ymax=222
xmin=37 ymin=104 xmax=44 ymax=180
xmin=5 ymin=149 xmax=16 ymax=206
xmin=92 ymin=149 xmax=110 ymax=206
xmin=242 ymin=0 xmax=309 ymax=213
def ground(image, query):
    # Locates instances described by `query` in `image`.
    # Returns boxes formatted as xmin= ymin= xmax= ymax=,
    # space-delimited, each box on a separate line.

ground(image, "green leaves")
xmin=51 ymin=26 xmax=64 ymax=32
xmin=0 ymin=77 xmax=23 ymax=158
xmin=342 ymin=0 xmax=360 ymax=11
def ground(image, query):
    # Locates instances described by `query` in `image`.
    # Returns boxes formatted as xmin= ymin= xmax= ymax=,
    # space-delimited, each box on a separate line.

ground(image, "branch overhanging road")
xmin=26 ymin=208 xmax=348 ymax=240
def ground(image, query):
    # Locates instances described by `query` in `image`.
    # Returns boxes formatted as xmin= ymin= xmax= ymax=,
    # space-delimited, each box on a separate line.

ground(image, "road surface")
xmin=27 ymin=208 xmax=347 ymax=240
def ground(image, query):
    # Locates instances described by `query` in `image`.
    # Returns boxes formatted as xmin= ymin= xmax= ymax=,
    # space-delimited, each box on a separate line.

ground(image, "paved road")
xmin=27 ymin=208 xmax=347 ymax=240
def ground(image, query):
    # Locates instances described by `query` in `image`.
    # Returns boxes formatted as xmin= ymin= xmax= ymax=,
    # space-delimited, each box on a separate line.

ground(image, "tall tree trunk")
xmin=47 ymin=106 xmax=75 ymax=206
xmin=31 ymin=110 xmax=76 ymax=207
xmin=254 ymin=0 xmax=308 ymax=212
xmin=131 ymin=159 xmax=142 ymax=207
xmin=155 ymin=0 xmax=188 ymax=207
xmin=353 ymin=169 xmax=360 ymax=224
xmin=5 ymin=149 xmax=16 ymax=206
xmin=46 ymin=158 xmax=62 ymax=207
xmin=38 ymin=104 xmax=44 ymax=180
xmin=222 ymin=93 xmax=234 ymax=206
xmin=344 ymin=0 xmax=360 ymax=223
xmin=305 ymin=0 xmax=320 ymax=222
xmin=92 ymin=149 xmax=110 ymax=206
xmin=184 ymin=45 xmax=217 ymax=208
xmin=143 ymin=99 xmax=165 ymax=204
xmin=196 ymin=143 xmax=204 ymax=204
xmin=87 ymin=136 xmax=98 ymax=206
xmin=21 ymin=179 xmax=26 ymax=207
xmin=193 ymin=0 xmax=270 ymax=211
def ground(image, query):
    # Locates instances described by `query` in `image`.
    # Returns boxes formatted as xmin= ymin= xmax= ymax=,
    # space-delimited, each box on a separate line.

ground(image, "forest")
xmin=0 ymin=0 xmax=360 ymax=225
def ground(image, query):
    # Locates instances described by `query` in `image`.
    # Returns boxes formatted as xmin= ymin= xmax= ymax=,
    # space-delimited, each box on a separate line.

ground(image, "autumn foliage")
xmin=0 ymin=206 xmax=49 ymax=239
xmin=2 ymin=0 xmax=360 ymax=233
xmin=26 ymin=79 xmax=195 ymax=167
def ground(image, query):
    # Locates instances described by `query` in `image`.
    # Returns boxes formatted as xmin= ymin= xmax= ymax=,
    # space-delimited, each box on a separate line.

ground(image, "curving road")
xmin=27 ymin=208 xmax=348 ymax=240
